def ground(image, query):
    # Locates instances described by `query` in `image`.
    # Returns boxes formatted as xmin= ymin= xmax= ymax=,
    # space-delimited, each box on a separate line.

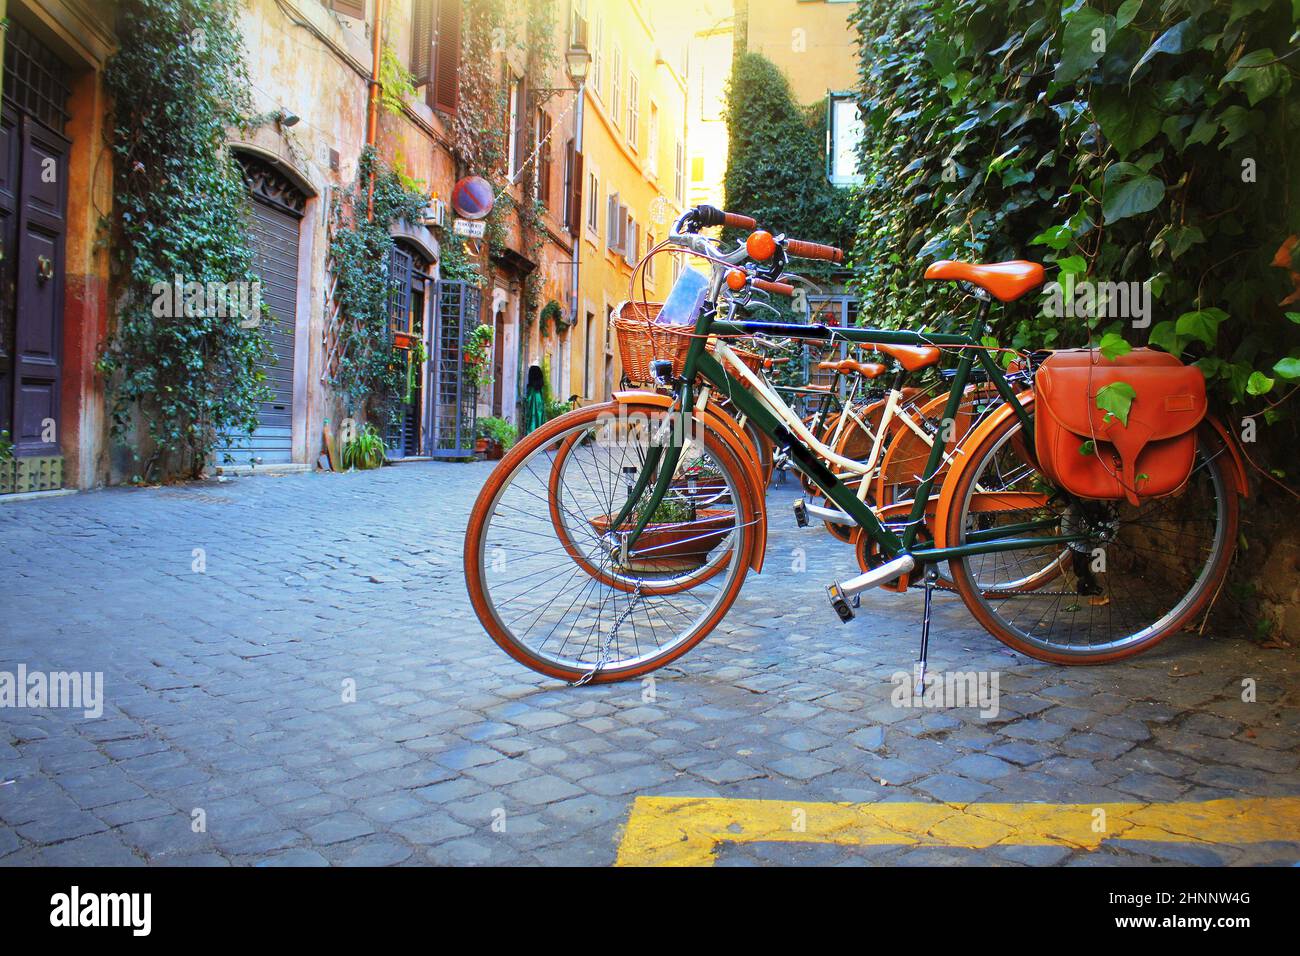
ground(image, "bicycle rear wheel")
xmin=943 ymin=408 xmax=1238 ymax=663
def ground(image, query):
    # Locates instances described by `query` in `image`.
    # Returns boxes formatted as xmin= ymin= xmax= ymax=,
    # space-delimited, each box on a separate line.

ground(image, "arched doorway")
xmin=214 ymin=152 xmax=307 ymax=466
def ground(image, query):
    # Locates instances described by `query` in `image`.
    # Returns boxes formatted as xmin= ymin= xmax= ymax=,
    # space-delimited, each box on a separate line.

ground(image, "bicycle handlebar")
xmin=753 ymin=277 xmax=795 ymax=297
xmin=694 ymin=204 xmax=757 ymax=231
xmin=785 ymin=239 xmax=845 ymax=264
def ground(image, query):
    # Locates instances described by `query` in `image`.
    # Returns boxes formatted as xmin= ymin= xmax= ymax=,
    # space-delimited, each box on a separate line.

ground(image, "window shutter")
xmin=568 ymin=148 xmax=583 ymax=235
xmin=411 ymin=0 xmax=433 ymax=83
xmin=538 ymin=111 xmax=553 ymax=206
xmin=431 ymin=0 xmax=461 ymax=114
xmin=606 ymin=193 xmax=618 ymax=250
xmin=329 ymin=0 xmax=366 ymax=19
xmin=512 ymin=80 xmax=528 ymax=177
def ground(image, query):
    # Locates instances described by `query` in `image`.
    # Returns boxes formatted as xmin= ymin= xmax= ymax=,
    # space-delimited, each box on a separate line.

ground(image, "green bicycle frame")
xmin=611 ymin=302 xmax=1084 ymax=565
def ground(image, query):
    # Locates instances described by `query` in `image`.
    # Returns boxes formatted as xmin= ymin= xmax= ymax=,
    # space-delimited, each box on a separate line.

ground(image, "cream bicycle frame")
xmin=709 ymin=338 xmax=947 ymax=506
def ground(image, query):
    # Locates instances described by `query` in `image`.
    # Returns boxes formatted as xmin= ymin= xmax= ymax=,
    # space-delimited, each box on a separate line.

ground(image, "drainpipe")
xmin=570 ymin=80 xmax=585 ymax=368
xmin=365 ymin=0 xmax=385 ymax=220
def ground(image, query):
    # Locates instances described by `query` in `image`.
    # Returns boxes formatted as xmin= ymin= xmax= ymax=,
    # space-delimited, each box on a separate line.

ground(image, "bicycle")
xmin=464 ymin=205 xmax=1245 ymax=683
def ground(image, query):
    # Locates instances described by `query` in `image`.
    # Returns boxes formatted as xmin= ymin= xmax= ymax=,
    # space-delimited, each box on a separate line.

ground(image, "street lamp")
xmin=565 ymin=43 xmax=592 ymax=87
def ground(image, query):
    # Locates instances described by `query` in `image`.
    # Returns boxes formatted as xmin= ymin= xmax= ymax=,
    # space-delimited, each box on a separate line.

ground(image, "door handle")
xmin=36 ymin=255 xmax=54 ymax=282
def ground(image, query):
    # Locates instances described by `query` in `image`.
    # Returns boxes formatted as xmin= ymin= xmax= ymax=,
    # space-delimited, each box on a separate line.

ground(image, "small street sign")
xmin=454 ymin=218 xmax=487 ymax=239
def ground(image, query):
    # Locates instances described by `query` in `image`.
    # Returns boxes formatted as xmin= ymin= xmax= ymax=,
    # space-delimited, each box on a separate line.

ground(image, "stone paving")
xmin=1 ymin=460 xmax=1297 ymax=866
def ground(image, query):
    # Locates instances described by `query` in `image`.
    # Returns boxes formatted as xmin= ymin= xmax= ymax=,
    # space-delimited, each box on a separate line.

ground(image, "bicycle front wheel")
xmin=943 ymin=408 xmax=1239 ymax=663
xmin=464 ymin=401 xmax=754 ymax=683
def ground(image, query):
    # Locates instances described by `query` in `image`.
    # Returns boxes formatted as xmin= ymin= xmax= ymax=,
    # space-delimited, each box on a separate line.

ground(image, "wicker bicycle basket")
xmin=613 ymin=300 xmax=763 ymax=386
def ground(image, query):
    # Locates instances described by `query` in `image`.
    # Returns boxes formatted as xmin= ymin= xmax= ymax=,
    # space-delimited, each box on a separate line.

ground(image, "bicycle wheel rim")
xmin=949 ymin=419 xmax=1234 ymax=660
xmin=466 ymin=408 xmax=752 ymax=680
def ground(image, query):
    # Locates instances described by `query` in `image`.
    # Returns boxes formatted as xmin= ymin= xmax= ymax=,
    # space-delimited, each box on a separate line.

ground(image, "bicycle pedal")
xmin=793 ymin=498 xmax=809 ymax=528
xmin=827 ymin=583 xmax=855 ymax=623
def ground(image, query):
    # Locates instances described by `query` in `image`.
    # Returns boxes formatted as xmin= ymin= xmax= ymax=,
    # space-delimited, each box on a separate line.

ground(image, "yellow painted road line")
xmin=615 ymin=796 xmax=1300 ymax=867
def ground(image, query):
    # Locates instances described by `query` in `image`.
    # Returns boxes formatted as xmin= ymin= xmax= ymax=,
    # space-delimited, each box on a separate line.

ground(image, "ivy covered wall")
xmin=849 ymin=0 xmax=1298 ymax=414
xmin=847 ymin=0 xmax=1300 ymax=637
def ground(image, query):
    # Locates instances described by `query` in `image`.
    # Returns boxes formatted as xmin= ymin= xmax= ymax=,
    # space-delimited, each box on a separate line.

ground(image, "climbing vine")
xmin=327 ymin=147 xmax=428 ymax=423
xmin=849 ymin=0 xmax=1300 ymax=424
xmin=100 ymin=0 xmax=267 ymax=480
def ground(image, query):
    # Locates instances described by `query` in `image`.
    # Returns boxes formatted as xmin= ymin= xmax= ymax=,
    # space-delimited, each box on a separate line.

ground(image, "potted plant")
xmin=589 ymin=493 xmax=735 ymax=573
xmin=671 ymin=456 xmax=731 ymax=505
xmin=341 ymin=423 xmax=386 ymax=470
xmin=464 ymin=323 xmax=494 ymax=390
xmin=539 ymin=299 xmax=564 ymax=338
xmin=476 ymin=416 xmax=517 ymax=460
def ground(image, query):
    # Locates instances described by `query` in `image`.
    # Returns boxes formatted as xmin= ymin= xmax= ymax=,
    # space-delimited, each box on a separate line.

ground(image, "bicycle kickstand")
xmin=916 ymin=566 xmax=939 ymax=689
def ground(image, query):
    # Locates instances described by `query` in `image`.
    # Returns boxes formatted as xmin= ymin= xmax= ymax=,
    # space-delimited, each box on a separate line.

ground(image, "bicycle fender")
xmin=932 ymin=392 xmax=1036 ymax=551
xmin=613 ymin=390 xmax=769 ymax=573
xmin=1203 ymin=414 xmax=1250 ymax=499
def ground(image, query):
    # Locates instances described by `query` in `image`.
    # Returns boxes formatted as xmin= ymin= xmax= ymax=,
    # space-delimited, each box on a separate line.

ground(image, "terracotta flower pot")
xmin=589 ymin=508 xmax=735 ymax=572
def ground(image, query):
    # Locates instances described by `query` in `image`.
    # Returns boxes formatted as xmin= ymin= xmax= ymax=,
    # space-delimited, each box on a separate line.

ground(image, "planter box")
xmin=589 ymin=508 xmax=734 ymax=573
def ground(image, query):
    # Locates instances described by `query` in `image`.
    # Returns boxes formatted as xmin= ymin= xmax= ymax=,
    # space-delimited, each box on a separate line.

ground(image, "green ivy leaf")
xmin=1030 ymin=225 xmax=1075 ymax=250
xmin=1148 ymin=320 xmax=1184 ymax=355
xmin=1056 ymin=254 xmax=1088 ymax=274
xmin=1175 ymin=308 xmax=1228 ymax=346
xmin=1057 ymin=7 xmax=1113 ymax=84
xmin=1221 ymin=49 xmax=1288 ymax=106
xmin=1274 ymin=357 xmax=1300 ymax=381
xmin=1286 ymin=313 xmax=1300 ymax=325
xmin=1246 ymin=371 xmax=1275 ymax=395
xmin=1166 ymin=225 xmax=1205 ymax=260
xmin=1102 ymin=172 xmax=1165 ymax=225
xmin=1094 ymin=87 xmax=1161 ymax=157
xmin=1099 ymin=332 xmax=1132 ymax=360
xmin=1116 ymin=0 xmax=1142 ymax=30
xmin=1130 ymin=18 xmax=1198 ymax=79
xmin=1096 ymin=381 xmax=1136 ymax=427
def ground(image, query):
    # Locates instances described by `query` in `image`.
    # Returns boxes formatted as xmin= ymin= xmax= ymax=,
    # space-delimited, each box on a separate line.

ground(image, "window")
xmin=610 ymin=46 xmax=622 ymax=128
xmin=586 ymin=170 xmax=600 ymax=235
xmin=585 ymin=312 xmax=596 ymax=398
xmin=561 ymin=139 xmax=575 ymax=230
xmin=429 ymin=0 xmax=460 ymax=114
xmin=606 ymin=192 xmax=627 ymax=253
xmin=411 ymin=0 xmax=432 ymax=79
xmin=569 ymin=0 xmax=588 ymax=46
xmin=326 ymin=0 xmax=365 ymax=19
xmin=828 ymin=92 xmax=866 ymax=186
xmin=507 ymin=75 xmax=523 ymax=178
xmin=592 ymin=12 xmax=605 ymax=100
xmin=627 ymin=72 xmax=640 ymax=149
xmin=624 ymin=217 xmax=638 ymax=267
xmin=647 ymin=102 xmax=659 ymax=177
xmin=536 ymin=108 xmax=553 ymax=207
xmin=674 ymin=140 xmax=685 ymax=204
xmin=646 ymin=232 xmax=656 ymax=282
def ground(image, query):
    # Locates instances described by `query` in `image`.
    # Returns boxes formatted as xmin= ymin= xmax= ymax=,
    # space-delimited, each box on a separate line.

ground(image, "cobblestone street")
xmin=2 ymin=461 xmax=1298 ymax=866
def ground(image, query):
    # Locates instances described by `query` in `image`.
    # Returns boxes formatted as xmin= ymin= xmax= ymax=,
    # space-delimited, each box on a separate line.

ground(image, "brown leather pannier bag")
xmin=1034 ymin=348 xmax=1207 ymax=506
